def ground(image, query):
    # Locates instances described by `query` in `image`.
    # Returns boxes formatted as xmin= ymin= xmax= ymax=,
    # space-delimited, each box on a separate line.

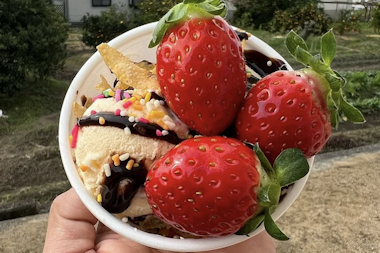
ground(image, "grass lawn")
xmin=0 ymin=78 xmax=69 ymax=135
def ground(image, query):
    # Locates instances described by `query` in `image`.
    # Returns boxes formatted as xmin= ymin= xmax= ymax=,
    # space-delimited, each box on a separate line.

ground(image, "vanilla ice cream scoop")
xmin=71 ymin=89 xmax=189 ymax=218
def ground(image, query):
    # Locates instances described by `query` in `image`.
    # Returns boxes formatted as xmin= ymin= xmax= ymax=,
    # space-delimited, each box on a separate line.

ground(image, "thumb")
xmin=43 ymin=188 xmax=98 ymax=253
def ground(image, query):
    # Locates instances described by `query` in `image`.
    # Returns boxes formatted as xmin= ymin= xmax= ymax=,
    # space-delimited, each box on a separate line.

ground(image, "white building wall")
xmin=320 ymin=0 xmax=356 ymax=19
xmin=67 ymin=0 xmax=131 ymax=23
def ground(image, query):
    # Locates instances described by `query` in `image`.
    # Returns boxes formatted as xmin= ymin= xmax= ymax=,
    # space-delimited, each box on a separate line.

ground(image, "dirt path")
xmin=0 ymin=113 xmax=70 ymax=217
xmin=277 ymin=150 xmax=380 ymax=253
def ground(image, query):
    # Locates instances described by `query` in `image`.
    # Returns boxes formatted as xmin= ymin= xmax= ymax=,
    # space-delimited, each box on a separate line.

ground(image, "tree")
xmin=81 ymin=4 xmax=143 ymax=48
xmin=0 ymin=0 xmax=69 ymax=95
xmin=231 ymin=0 xmax=318 ymax=29
xmin=138 ymin=0 xmax=183 ymax=24
xmin=270 ymin=1 xmax=331 ymax=35
xmin=371 ymin=3 xmax=380 ymax=34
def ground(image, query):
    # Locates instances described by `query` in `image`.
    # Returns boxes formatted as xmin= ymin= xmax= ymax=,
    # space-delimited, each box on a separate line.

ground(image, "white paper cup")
xmin=59 ymin=22 xmax=312 ymax=252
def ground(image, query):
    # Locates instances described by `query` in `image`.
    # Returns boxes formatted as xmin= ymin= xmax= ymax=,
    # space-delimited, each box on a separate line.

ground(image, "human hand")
xmin=43 ymin=188 xmax=276 ymax=253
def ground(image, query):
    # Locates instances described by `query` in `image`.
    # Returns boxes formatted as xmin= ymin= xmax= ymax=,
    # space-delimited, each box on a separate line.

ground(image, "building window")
xmin=92 ymin=0 xmax=111 ymax=7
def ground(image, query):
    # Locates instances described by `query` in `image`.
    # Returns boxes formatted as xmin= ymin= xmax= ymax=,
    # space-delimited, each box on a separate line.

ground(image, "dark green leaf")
xmin=325 ymin=72 xmax=343 ymax=92
xmin=327 ymin=90 xmax=340 ymax=129
xmin=235 ymin=214 xmax=265 ymax=235
xmin=252 ymin=144 xmax=275 ymax=177
xmin=149 ymin=9 xmax=173 ymax=48
xmin=196 ymin=0 xmax=227 ymax=17
xmin=167 ymin=4 xmax=187 ymax=22
xmin=321 ymin=29 xmax=336 ymax=67
xmin=331 ymin=90 xmax=341 ymax=107
xmin=286 ymin=30 xmax=309 ymax=58
xmin=149 ymin=0 xmax=227 ymax=47
xmin=198 ymin=2 xmax=226 ymax=16
xmin=294 ymin=45 xmax=313 ymax=66
xmin=309 ymin=54 xmax=330 ymax=75
xmin=330 ymin=108 xmax=339 ymax=129
xmin=264 ymin=209 xmax=289 ymax=241
xmin=259 ymin=183 xmax=281 ymax=208
xmin=333 ymin=70 xmax=347 ymax=88
xmin=339 ymin=93 xmax=366 ymax=123
xmin=273 ymin=149 xmax=309 ymax=187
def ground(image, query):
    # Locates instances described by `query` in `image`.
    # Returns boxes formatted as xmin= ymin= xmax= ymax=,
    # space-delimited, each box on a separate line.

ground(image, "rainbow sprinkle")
xmin=112 ymin=154 xmax=120 ymax=166
xmin=99 ymin=117 xmax=105 ymax=125
xmin=103 ymin=164 xmax=111 ymax=177
xmin=139 ymin=117 xmax=149 ymax=124
xmin=145 ymin=92 xmax=152 ymax=102
xmin=123 ymin=101 xmax=132 ymax=109
xmin=93 ymin=94 xmax=105 ymax=101
xmin=123 ymin=91 xmax=131 ymax=99
xmin=115 ymin=89 xmax=121 ymax=102
xmin=70 ymin=125 xmax=79 ymax=148
xmin=126 ymin=159 xmax=134 ymax=170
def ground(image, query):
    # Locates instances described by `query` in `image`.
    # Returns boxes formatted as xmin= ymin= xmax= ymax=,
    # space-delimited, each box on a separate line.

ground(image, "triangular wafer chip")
xmin=95 ymin=74 xmax=112 ymax=92
xmin=73 ymin=101 xmax=86 ymax=119
xmin=114 ymin=81 xmax=129 ymax=90
xmin=97 ymin=43 xmax=160 ymax=92
xmin=84 ymin=97 xmax=93 ymax=109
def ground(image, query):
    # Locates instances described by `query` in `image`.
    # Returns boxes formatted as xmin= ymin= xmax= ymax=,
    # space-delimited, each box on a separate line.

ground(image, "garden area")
xmin=1 ymin=0 xmax=380 ymax=222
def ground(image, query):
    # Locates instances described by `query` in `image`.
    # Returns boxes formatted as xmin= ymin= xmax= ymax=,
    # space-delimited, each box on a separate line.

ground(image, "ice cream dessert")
xmin=68 ymin=0 xmax=364 ymax=240
xmin=70 ymin=44 xmax=193 ymax=226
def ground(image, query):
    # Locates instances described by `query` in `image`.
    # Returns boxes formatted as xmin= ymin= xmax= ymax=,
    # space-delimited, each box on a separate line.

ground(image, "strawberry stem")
xmin=285 ymin=30 xmax=365 ymax=128
xmin=148 ymin=0 xmax=227 ymax=48
xmin=236 ymin=145 xmax=310 ymax=238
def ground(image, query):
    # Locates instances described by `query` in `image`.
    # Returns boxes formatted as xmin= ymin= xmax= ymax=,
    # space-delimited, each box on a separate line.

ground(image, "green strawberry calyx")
xmin=286 ymin=29 xmax=365 ymax=128
xmin=236 ymin=144 xmax=310 ymax=240
xmin=148 ymin=0 xmax=227 ymax=48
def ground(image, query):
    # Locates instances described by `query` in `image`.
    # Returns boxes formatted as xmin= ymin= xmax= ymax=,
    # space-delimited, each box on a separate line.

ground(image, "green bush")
xmin=269 ymin=1 xmax=331 ymax=35
xmin=81 ymin=4 xmax=143 ymax=49
xmin=0 ymin=0 xmax=69 ymax=96
xmin=138 ymin=0 xmax=182 ymax=24
xmin=342 ymin=71 xmax=380 ymax=114
xmin=371 ymin=3 xmax=380 ymax=34
xmin=231 ymin=0 xmax=318 ymax=30
xmin=334 ymin=9 xmax=364 ymax=35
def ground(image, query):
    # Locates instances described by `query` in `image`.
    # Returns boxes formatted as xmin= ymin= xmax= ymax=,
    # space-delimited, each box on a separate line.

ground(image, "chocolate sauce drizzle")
xmin=235 ymin=30 xmax=288 ymax=83
xmin=101 ymin=158 xmax=147 ymax=213
xmin=78 ymin=113 xmax=183 ymax=144
xmin=235 ymin=30 xmax=249 ymax=41
xmin=244 ymin=50 xmax=287 ymax=78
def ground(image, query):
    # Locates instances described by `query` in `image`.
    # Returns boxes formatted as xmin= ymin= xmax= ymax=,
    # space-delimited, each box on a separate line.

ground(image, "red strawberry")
xmin=236 ymin=69 xmax=331 ymax=164
xmin=235 ymin=31 xmax=365 ymax=164
xmin=145 ymin=136 xmax=260 ymax=237
xmin=149 ymin=0 xmax=246 ymax=135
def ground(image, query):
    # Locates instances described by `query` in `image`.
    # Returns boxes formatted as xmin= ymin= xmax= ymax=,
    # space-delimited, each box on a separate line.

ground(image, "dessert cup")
xmin=59 ymin=22 xmax=313 ymax=252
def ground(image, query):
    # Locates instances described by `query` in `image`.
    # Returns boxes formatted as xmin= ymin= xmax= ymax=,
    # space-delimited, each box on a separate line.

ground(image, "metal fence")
xmin=54 ymin=3 xmax=65 ymax=18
